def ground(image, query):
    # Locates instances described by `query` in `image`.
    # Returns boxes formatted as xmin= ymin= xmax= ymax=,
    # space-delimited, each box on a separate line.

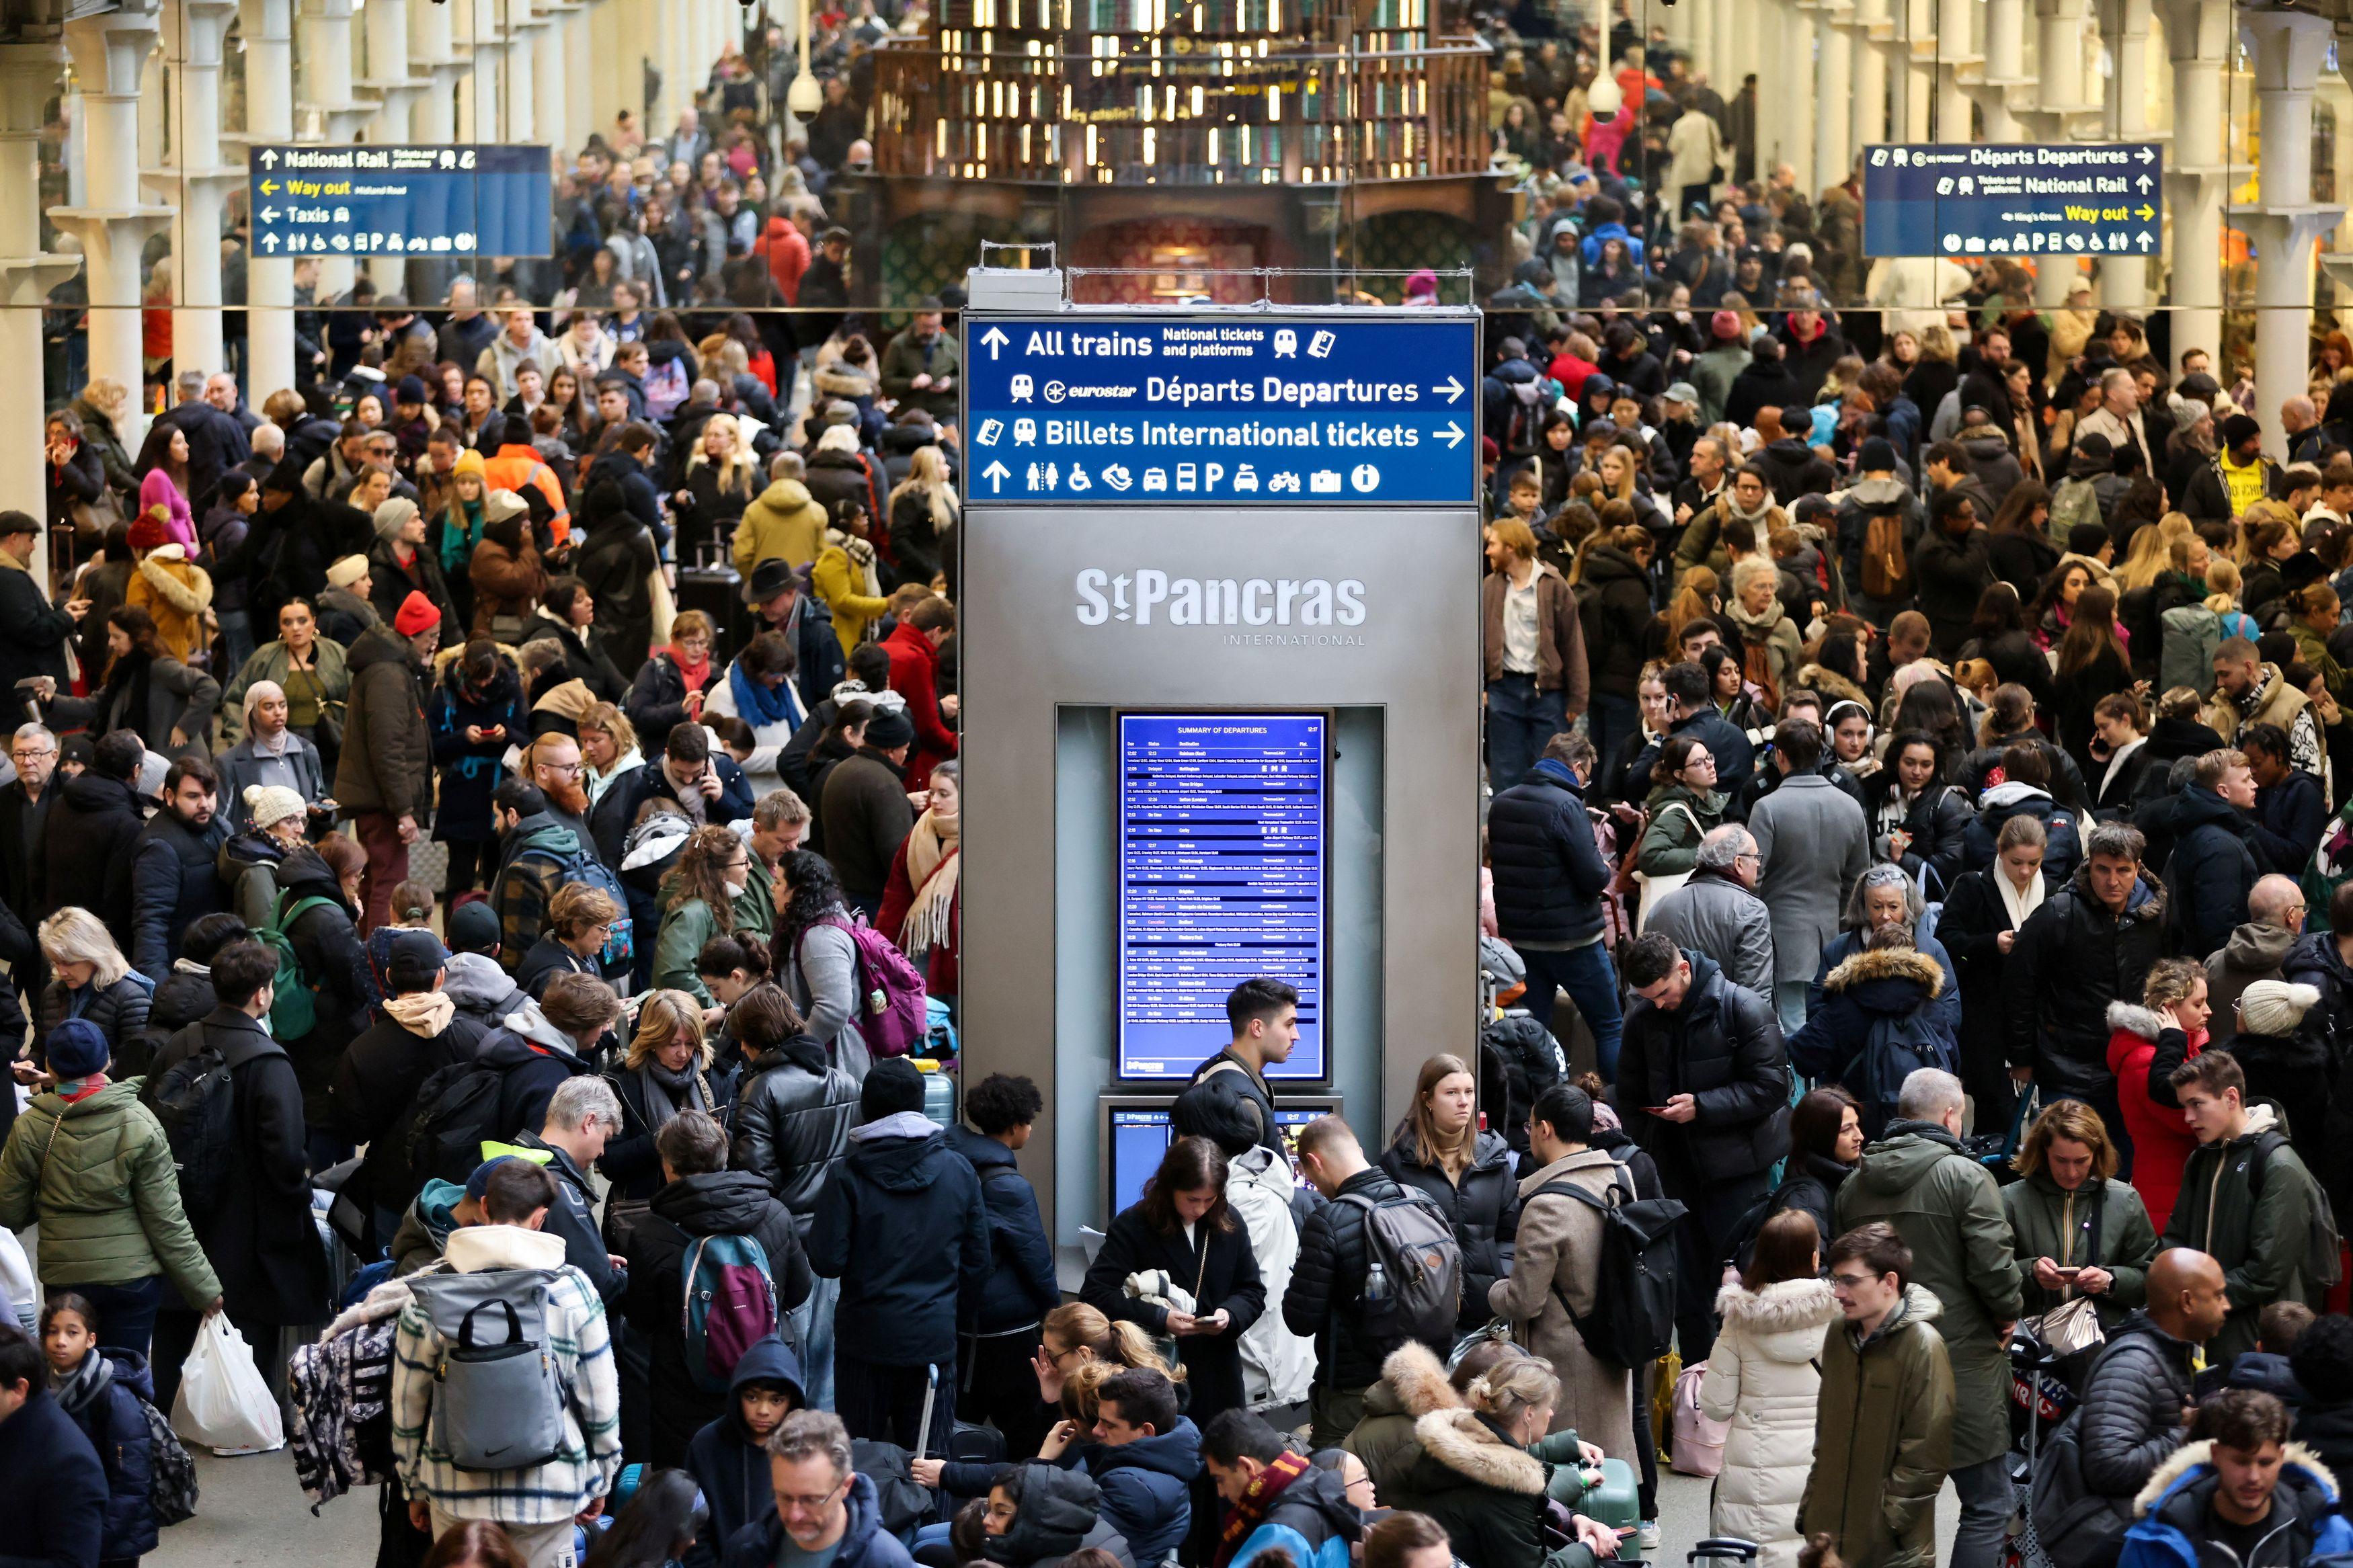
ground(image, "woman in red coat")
xmin=2104 ymin=956 xmax=2210 ymax=1234
xmin=877 ymin=757 xmax=959 ymax=1003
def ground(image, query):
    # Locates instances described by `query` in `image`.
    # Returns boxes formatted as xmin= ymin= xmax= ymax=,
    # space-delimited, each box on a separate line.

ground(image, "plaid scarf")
xmin=1213 ymin=1449 xmax=1311 ymax=1568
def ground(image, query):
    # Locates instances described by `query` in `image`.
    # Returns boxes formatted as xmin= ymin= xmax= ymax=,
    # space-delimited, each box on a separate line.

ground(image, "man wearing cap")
xmin=337 ymin=591 xmax=442 ymax=930
xmin=1691 ymin=310 xmax=1752 ymax=427
xmin=2182 ymin=413 xmax=2283 ymax=528
xmin=820 ymin=702 xmax=918 ymax=919
xmin=746 ymin=558 xmax=847 ymax=710
xmin=388 ymin=376 xmax=438 ymax=474
xmin=333 ymin=927 xmax=489 ymax=1239
xmin=367 ymin=497 xmax=460 ymax=642
xmin=129 ymin=755 xmax=230 ymax=983
xmin=0 ymin=511 xmax=86 ymax=696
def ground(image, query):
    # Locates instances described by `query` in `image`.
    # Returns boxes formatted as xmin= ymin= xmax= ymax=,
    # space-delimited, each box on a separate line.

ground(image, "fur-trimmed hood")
xmin=1380 ymin=1341 xmax=1462 ymax=1419
xmin=2134 ymin=1437 xmax=2342 ymax=1513
xmin=1714 ymin=1276 xmax=1841 ymax=1364
xmin=2106 ymin=1000 xmax=2168 ymax=1044
xmin=1412 ymin=1407 xmax=1548 ymax=1495
xmin=1797 ymin=661 xmax=1872 ymax=711
xmin=1822 ymin=945 xmax=1945 ymax=997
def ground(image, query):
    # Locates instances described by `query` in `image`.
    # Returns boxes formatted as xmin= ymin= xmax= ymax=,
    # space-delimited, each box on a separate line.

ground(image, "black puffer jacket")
xmin=2002 ymin=866 xmax=2169 ymax=1099
xmin=1171 ymin=1049 xmax=1284 ymax=1161
xmin=36 ymin=770 xmax=144 ymax=929
xmin=1283 ymin=1165 xmax=1414 ymax=1389
xmin=623 ymin=1169 xmax=814 ymax=1465
xmin=729 ymin=1032 xmax=858 ymax=1234
xmin=1484 ymin=761 xmax=1611 ymax=948
xmin=1874 ymin=780 xmax=1972 ymax=899
xmin=2166 ymin=784 xmax=2262 ymax=960
xmin=1617 ymin=949 xmax=1791 ymax=1185
xmin=1379 ymin=1129 xmax=1521 ymax=1330
xmin=2040 ymin=1311 xmax=2197 ymax=1555
xmin=34 ymin=974 xmax=155 ymax=1077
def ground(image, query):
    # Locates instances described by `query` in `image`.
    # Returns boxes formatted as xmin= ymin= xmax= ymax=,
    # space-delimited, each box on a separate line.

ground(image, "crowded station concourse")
xmin=19 ymin=3 xmax=2353 ymax=1568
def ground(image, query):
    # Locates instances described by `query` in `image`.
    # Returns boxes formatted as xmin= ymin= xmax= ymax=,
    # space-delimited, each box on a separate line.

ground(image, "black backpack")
xmin=1480 ymin=1013 xmax=1564 ymax=1161
xmin=145 ymin=1024 xmax=257 ymax=1215
xmin=1532 ymin=1166 xmax=1686 ymax=1369
xmin=404 ymin=1061 xmax=509 ymax=1191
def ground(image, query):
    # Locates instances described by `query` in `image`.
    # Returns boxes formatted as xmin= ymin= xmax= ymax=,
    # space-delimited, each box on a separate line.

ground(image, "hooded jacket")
xmin=2118 ymin=1440 xmax=2351 ymax=1568
xmin=0 ymin=1382 xmax=108 ymax=1568
xmin=2105 ymin=1001 xmax=2206 ymax=1231
xmin=1483 ymin=1149 xmax=1637 ymax=1460
xmin=1835 ymin=1123 xmax=2024 ymax=1469
xmin=2002 ymin=1170 xmax=2159 ymax=1325
xmin=1788 ymin=946 xmax=1956 ymax=1132
xmin=686 ymin=1335 xmax=809 ymax=1568
xmin=1347 ymin=1341 xmax=1459 ymax=1503
xmin=2170 ymin=784 xmax=2264 ymax=961
xmin=2159 ymin=1102 xmax=2327 ymax=1364
xmin=732 ymin=479 xmax=829 ymax=578
xmin=0 ymin=1077 xmax=221 ymax=1306
xmin=1754 ymin=437 xmax=1838 ymax=506
xmin=335 ymin=622 xmax=434 ymax=819
xmin=475 ymin=999 xmax=596 ymax=1143
xmin=125 ymin=543 xmax=216 ymax=664
xmin=723 ymin=1472 xmax=920 ymax=1568
xmin=442 ymin=950 xmax=525 ymax=1031
xmin=2207 ymin=921 xmax=2301 ymax=1053
xmin=332 ymin=995 xmax=487 ymax=1219
xmin=1620 ymin=948 xmax=1792 ymax=1183
xmin=1797 ymin=1283 xmax=1954 ymax=1568
xmin=1700 ymin=1278 xmax=1841 ymax=1568
xmin=1394 ymin=1401 xmax=1572 ymax=1568
xmin=2039 ymin=1310 xmax=2199 ymax=1561
xmin=945 ymin=1123 xmax=1062 ymax=1335
xmin=807 ymin=1112 xmax=990 ymax=1365
xmin=1962 ymin=780 xmax=2084 ymax=890
xmin=1485 ymin=759 xmax=1611 ymax=948
xmin=2005 ymin=866 xmax=2170 ymax=1098
xmin=34 ymin=768 xmax=144 ymax=930
xmin=50 ymin=1344 xmax=158 ymax=1559
xmin=1069 ymin=1419 xmax=1201 ymax=1566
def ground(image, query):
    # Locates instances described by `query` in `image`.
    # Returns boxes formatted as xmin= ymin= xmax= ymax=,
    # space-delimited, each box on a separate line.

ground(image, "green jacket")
xmin=220 ymin=636 xmax=351 ymax=745
xmin=2159 ymin=1103 xmax=2324 ymax=1364
xmin=1798 ymin=1284 xmax=1954 ymax=1568
xmin=0 ymin=1080 xmax=221 ymax=1307
xmin=737 ymin=854 xmax=776 ymax=942
xmin=1834 ymin=1122 xmax=2023 ymax=1469
xmin=2001 ymin=1171 xmax=2157 ymax=1327
xmin=1635 ymin=784 xmax=1726 ymax=878
xmin=652 ymin=895 xmax=721 ymax=1005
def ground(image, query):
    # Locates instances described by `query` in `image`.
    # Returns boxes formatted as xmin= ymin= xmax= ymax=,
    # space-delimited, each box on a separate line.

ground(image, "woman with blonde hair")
xmin=675 ymin=411 xmax=758 ymax=566
xmin=598 ymin=988 xmax=732 ymax=1203
xmin=888 ymin=444 xmax=961 ymax=589
xmin=2114 ymin=511 xmax=2195 ymax=593
xmin=35 ymin=907 xmax=155 ymax=1077
xmin=1378 ymin=1053 xmax=1520 ymax=1331
xmin=1398 ymin=1354 xmax=1620 ymax=1568
xmin=2002 ymin=1098 xmax=2157 ymax=1330
xmin=578 ymin=700 xmax=644 ymax=809
xmin=1700 ymin=1207 xmax=1839 ymax=1568
xmin=654 ymin=823 xmax=755 ymax=1006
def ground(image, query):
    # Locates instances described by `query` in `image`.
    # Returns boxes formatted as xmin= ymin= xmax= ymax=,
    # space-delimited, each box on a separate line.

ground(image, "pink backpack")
xmin=1669 ymin=1364 xmax=1730 ymax=1476
xmin=801 ymin=913 xmax=929 ymax=1058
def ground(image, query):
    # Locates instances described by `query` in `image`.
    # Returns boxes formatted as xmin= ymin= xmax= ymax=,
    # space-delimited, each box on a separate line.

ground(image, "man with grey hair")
xmin=0 ymin=722 xmax=56 ymax=918
xmin=2079 ymin=365 xmax=2154 ymax=477
xmin=141 ymin=362 xmax=251 ymax=508
xmin=1836 ymin=1065 xmax=2022 ymax=1568
xmin=1644 ymin=823 xmax=1773 ymax=1003
xmin=2204 ymin=872 xmax=2307 ymax=1052
xmin=723 ymin=1409 xmax=916 ymax=1568
xmin=513 ymin=1072 xmax=627 ymax=1305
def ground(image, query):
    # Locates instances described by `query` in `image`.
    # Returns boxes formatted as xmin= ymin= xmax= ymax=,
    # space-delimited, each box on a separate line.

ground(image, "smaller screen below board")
xmin=1108 ymin=1105 xmax=1327 ymax=1214
xmin=1117 ymin=712 xmax=1327 ymax=1081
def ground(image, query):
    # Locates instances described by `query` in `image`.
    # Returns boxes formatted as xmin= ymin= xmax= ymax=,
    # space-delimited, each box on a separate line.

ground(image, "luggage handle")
xmin=457 ymin=1299 xmax=525 ymax=1351
xmin=1688 ymin=1541 xmax=1761 ymax=1563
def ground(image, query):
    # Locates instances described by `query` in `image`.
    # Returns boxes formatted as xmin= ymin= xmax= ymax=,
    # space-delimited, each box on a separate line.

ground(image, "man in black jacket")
xmin=945 ymin=1073 xmax=1062 ymax=1456
xmin=2036 ymin=1248 xmax=2228 ymax=1565
xmin=1617 ymin=932 xmax=1790 ymax=1364
xmin=624 ymin=1108 xmax=812 ymax=1467
xmin=1173 ymin=977 xmax=1298 ymax=1164
xmin=0 ymin=513 xmax=82 ymax=697
xmin=36 ymin=730 xmax=148 ymax=930
xmin=1284 ymin=1114 xmax=1415 ymax=1448
xmin=513 ymin=1069 xmax=628 ymax=1307
xmin=129 ymin=756 xmax=229 ymax=983
xmin=1486 ymin=733 xmax=1622 ymax=1076
xmin=330 ymin=927 xmax=487 ymax=1238
xmin=2170 ymin=749 xmax=2264 ymax=962
xmin=2004 ymin=822 xmax=2169 ymax=1168
xmin=0 ymin=721 xmax=60 ymax=920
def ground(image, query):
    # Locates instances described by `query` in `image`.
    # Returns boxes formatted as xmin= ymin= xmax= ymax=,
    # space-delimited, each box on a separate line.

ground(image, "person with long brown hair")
xmin=2051 ymin=582 xmax=2135 ymax=777
xmin=1376 ymin=1054 xmax=1519 ymax=1332
xmin=2002 ymin=1097 xmax=2159 ymax=1331
xmin=653 ymin=823 xmax=754 ymax=1006
xmin=598 ymin=989 xmax=731 ymax=1204
xmin=1699 ymin=1207 xmax=1839 ymax=1568
xmin=1078 ymin=1134 xmax=1264 ymax=1427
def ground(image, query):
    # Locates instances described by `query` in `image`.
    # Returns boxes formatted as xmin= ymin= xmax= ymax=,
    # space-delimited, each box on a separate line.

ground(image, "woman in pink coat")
xmin=137 ymin=433 xmax=196 ymax=550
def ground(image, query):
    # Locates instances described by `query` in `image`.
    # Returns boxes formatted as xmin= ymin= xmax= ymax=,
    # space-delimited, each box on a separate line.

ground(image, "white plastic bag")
xmin=171 ymin=1313 xmax=284 ymax=1454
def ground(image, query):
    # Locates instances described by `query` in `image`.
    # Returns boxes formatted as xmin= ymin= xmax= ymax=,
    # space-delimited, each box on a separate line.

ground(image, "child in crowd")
xmin=42 ymin=1292 xmax=160 ymax=1568
xmin=684 ymin=1333 xmax=807 ymax=1563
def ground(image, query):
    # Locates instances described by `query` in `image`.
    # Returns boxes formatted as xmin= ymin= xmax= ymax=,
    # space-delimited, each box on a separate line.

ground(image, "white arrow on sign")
xmin=2139 ymin=231 xmax=2155 ymax=250
xmin=980 ymin=326 xmax=1010 ymax=360
xmin=2137 ymin=175 xmax=2154 ymax=194
xmin=260 ymin=233 xmax=280 ymax=251
xmin=2138 ymin=147 xmax=2156 ymax=164
xmin=983 ymin=460 xmax=1010 ymax=492
xmin=1435 ymin=375 xmax=1465 ymax=404
xmin=1438 ymin=421 xmax=1466 ymax=449
xmin=260 ymin=208 xmax=279 ymax=222
xmin=258 ymin=148 xmax=278 ymax=168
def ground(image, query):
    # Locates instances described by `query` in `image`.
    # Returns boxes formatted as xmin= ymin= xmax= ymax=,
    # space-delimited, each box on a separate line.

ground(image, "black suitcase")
xmin=676 ymin=561 xmax=747 ymax=654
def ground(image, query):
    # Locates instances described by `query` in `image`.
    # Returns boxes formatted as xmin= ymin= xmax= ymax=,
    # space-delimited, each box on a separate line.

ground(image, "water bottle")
xmin=1365 ymin=1260 xmax=1388 ymax=1303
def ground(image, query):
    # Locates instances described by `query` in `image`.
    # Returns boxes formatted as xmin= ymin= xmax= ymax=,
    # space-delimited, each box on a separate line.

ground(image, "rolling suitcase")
xmin=676 ymin=556 xmax=747 ymax=655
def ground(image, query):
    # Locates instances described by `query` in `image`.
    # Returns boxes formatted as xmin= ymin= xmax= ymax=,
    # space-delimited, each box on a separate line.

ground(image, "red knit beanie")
xmin=393 ymin=591 xmax=440 ymax=637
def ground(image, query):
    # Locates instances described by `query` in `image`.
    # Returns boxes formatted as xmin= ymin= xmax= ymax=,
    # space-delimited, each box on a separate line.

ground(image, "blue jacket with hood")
xmin=52 ymin=1346 xmax=160 ymax=1562
xmin=807 ymin=1111 xmax=990 ymax=1366
xmin=2117 ymin=1438 xmax=2353 ymax=1568
xmin=686 ymin=1334 xmax=807 ymax=1568
xmin=1067 ymin=1417 xmax=1201 ymax=1567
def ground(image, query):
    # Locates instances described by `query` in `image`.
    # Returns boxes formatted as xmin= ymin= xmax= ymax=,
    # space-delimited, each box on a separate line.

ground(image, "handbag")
xmin=1631 ymin=800 xmax=1700 ymax=933
xmin=2028 ymin=1294 xmax=2105 ymax=1360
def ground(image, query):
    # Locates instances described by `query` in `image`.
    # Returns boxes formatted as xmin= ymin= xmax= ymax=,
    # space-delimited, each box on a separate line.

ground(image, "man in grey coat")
xmin=1644 ymin=824 xmax=1775 ymax=1005
xmin=1750 ymin=719 xmax=1871 ymax=1034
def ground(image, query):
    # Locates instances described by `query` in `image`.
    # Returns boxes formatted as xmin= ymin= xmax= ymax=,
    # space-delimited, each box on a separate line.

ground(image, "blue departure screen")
xmin=1117 ymin=714 xmax=1326 ymax=1081
xmin=1107 ymin=1106 xmax=1325 ymax=1214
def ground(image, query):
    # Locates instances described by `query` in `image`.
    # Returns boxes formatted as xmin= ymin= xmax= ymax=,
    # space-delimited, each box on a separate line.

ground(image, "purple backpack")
xmin=803 ymin=913 xmax=929 ymax=1058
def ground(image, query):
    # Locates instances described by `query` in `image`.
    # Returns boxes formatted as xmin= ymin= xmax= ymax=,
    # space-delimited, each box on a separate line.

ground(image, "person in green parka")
xmin=1833 ymin=1067 xmax=2022 ymax=1568
xmin=2003 ymin=1097 xmax=2159 ymax=1331
xmin=653 ymin=821 xmax=756 ymax=1006
xmin=0 ymin=1018 xmax=221 ymax=1356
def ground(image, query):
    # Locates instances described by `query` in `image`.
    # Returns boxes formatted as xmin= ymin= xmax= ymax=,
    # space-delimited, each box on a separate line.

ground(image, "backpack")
xmin=1479 ymin=1012 xmax=1566 ymax=1161
xmin=2245 ymin=1128 xmax=2346 ymax=1290
xmin=1336 ymin=1188 xmax=1464 ymax=1356
xmin=404 ymin=1061 xmax=510 ymax=1191
xmin=642 ymin=354 xmax=691 ymax=421
xmin=254 ymin=893 xmax=339 ymax=1041
xmin=801 ymin=914 xmax=928 ymax=1058
xmin=681 ymin=1232 xmax=781 ymax=1393
xmin=146 ymin=1028 xmax=243 ymax=1216
xmin=143 ymin=1397 xmax=198 ymax=1525
xmin=1861 ymin=505 xmax=1911 ymax=598
xmin=1667 ymin=1363 xmax=1728 ymax=1476
xmin=2159 ymin=603 xmax=2231 ymax=698
xmin=1837 ymin=1009 xmax=1960 ymax=1128
xmin=403 ymin=1268 xmax=572 ymax=1472
xmin=1531 ymin=1167 xmax=1687 ymax=1369
xmin=493 ymin=833 xmax=635 ymax=970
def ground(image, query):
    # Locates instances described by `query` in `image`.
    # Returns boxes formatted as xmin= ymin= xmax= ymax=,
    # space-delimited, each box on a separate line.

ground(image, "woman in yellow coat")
xmin=124 ymin=506 xmax=215 ymax=665
xmin=811 ymin=503 xmax=890 ymax=655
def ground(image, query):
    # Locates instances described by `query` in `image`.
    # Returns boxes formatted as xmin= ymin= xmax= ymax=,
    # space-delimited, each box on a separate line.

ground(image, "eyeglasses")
xmin=1827 ymin=1270 xmax=1878 ymax=1290
xmin=542 ymin=761 xmax=584 ymax=776
xmin=774 ymin=1479 xmax=848 ymax=1512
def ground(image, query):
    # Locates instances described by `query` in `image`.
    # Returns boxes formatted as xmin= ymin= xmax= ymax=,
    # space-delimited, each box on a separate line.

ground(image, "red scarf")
xmin=670 ymin=646 xmax=712 ymax=693
xmin=1212 ymin=1450 xmax=1310 ymax=1568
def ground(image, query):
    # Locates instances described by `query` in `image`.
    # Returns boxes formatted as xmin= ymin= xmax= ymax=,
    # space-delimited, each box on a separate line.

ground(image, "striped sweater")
xmin=389 ymin=1225 xmax=622 ymax=1524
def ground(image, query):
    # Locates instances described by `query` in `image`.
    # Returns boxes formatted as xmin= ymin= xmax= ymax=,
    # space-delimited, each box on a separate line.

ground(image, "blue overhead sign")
xmin=1862 ymin=142 xmax=2163 ymax=260
xmin=962 ymin=315 xmax=1481 ymax=505
xmin=247 ymin=145 xmax=552 ymax=259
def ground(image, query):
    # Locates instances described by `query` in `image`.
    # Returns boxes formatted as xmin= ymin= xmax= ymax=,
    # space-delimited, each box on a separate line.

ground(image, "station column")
xmin=0 ymin=44 xmax=80 ymax=564
xmin=2159 ymin=0 xmax=2229 ymax=368
xmin=238 ymin=0 xmax=294 ymax=399
xmin=2237 ymin=5 xmax=2341 ymax=460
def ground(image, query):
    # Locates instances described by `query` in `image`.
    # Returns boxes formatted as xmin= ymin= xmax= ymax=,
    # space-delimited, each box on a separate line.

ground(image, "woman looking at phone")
xmin=2002 ymin=1096 xmax=2159 ymax=1330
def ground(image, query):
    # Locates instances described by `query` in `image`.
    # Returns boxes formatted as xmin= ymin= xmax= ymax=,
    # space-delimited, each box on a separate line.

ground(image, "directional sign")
xmin=1861 ymin=142 xmax=2163 ymax=261
xmin=963 ymin=315 xmax=1481 ymax=505
xmin=247 ymin=145 xmax=552 ymax=259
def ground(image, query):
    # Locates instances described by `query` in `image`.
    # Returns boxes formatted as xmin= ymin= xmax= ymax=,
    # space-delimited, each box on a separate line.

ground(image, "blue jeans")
xmin=1519 ymin=940 xmax=1624 ymax=1082
xmin=792 ymin=1272 xmax=840 ymax=1411
xmin=1950 ymin=1455 xmax=2014 ymax=1568
xmin=1777 ymin=979 xmax=1811 ymax=1038
xmin=1486 ymin=673 xmax=1566 ymax=793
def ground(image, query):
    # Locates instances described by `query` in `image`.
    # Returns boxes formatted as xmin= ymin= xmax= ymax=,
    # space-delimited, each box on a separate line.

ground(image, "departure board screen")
xmin=1117 ymin=713 xmax=1327 ymax=1081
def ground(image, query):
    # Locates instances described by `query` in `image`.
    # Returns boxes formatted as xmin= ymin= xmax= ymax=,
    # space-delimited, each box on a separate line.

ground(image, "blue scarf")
xmin=1529 ymin=757 xmax=1583 ymax=792
xmin=729 ymin=656 xmax=805 ymax=731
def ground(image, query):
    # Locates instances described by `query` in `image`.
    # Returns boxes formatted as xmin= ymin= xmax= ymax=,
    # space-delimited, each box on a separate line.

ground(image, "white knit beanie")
xmin=2239 ymin=980 xmax=2320 ymax=1037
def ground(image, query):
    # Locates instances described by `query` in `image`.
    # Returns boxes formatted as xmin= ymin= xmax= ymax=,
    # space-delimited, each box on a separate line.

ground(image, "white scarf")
xmin=2100 ymin=735 xmax=2147 ymax=802
xmin=1994 ymin=866 xmax=2046 ymax=932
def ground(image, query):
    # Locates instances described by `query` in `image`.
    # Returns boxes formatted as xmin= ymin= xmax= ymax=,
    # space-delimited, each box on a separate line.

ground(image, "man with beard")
xmin=524 ymin=732 xmax=598 ymax=856
xmin=129 ymin=755 xmax=231 ymax=983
